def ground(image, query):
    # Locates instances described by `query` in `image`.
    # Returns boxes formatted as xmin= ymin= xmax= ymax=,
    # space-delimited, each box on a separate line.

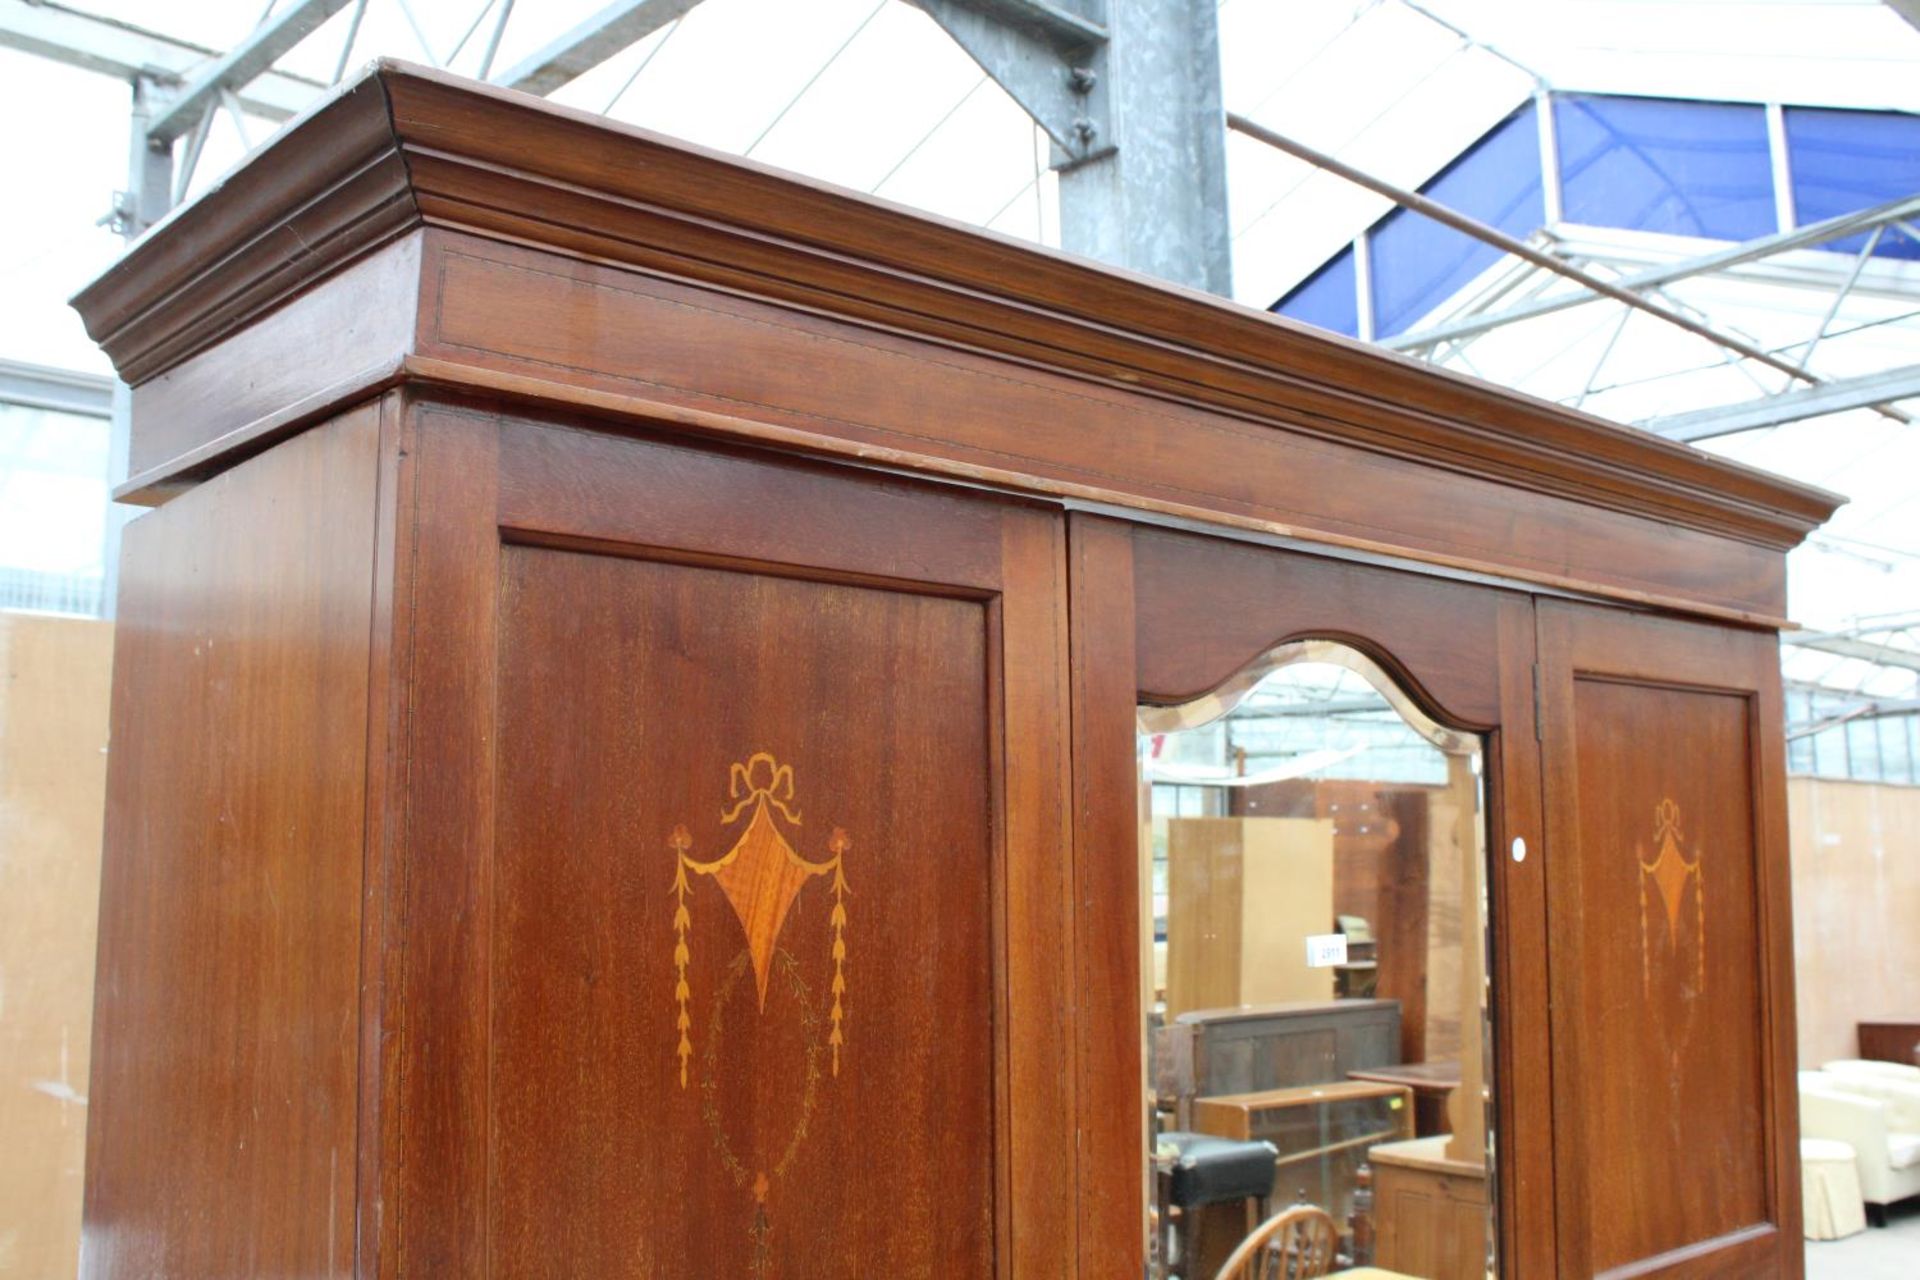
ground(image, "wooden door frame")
xmin=1068 ymin=514 xmax=1554 ymax=1277
xmin=388 ymin=398 xmax=1077 ymax=1276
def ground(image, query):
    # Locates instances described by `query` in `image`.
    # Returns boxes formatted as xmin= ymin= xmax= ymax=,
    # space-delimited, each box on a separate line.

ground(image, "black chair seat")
xmin=1160 ymin=1132 xmax=1279 ymax=1208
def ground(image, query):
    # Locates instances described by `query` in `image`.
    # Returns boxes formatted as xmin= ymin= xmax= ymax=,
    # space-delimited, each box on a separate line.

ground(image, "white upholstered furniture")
xmin=1799 ymin=1070 xmax=1920 ymax=1226
xmin=1823 ymin=1058 xmax=1920 ymax=1083
xmin=1800 ymin=1139 xmax=1867 ymax=1240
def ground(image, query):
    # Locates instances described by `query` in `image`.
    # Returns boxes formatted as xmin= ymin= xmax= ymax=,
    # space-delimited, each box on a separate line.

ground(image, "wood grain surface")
xmin=385 ymin=403 xmax=1075 ymax=1276
xmin=1539 ymin=604 xmax=1801 ymax=1278
xmin=84 ymin=407 xmax=381 ymax=1279
xmin=490 ymin=546 xmax=993 ymax=1276
xmin=73 ymin=62 xmax=1839 ymax=626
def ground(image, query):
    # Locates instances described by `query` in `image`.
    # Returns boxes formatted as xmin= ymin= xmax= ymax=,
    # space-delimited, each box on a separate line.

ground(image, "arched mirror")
xmin=1141 ymin=640 xmax=1497 ymax=1280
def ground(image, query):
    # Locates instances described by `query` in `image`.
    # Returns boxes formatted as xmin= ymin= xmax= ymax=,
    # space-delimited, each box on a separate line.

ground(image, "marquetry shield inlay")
xmin=669 ymin=752 xmax=853 ymax=1274
xmin=1637 ymin=797 xmax=1706 ymax=1002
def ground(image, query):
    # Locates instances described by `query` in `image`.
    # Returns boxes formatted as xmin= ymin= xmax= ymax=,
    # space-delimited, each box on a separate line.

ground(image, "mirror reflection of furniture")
xmin=1153 ymin=1132 xmax=1281 ymax=1280
xmin=1364 ymin=1137 xmax=1489 ymax=1280
xmin=1165 ymin=816 xmax=1334 ymax=1019
xmin=1192 ymin=1082 xmax=1414 ymax=1247
xmin=1364 ymin=752 xmax=1490 ymax=1278
xmin=1216 ymin=1203 xmax=1340 ymax=1280
xmin=1160 ymin=1001 xmax=1402 ymax=1127
xmin=1333 ymin=916 xmax=1377 ymax=1001
xmin=1345 ymin=1062 xmax=1462 ymax=1139
xmin=1237 ymin=779 xmax=1438 ymax=1061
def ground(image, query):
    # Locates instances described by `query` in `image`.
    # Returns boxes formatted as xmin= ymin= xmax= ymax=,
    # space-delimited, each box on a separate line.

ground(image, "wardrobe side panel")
xmin=82 ymin=407 xmax=382 ymax=1279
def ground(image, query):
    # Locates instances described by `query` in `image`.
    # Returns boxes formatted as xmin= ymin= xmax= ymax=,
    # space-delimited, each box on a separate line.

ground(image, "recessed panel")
xmin=491 ymin=545 xmax=993 ymax=1277
xmin=1568 ymin=678 xmax=1766 ymax=1271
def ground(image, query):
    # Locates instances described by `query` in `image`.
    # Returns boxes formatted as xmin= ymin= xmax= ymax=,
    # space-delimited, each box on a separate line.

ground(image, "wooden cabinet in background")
xmin=1859 ymin=1022 xmax=1920 ymax=1066
xmin=1349 ymin=1061 xmax=1463 ymax=1139
xmin=1160 ymin=1000 xmax=1403 ymax=1123
xmin=72 ymin=60 xmax=1833 ymax=1278
xmin=1370 ymin=1136 xmax=1491 ymax=1280
xmin=1194 ymin=1081 xmax=1415 ymax=1233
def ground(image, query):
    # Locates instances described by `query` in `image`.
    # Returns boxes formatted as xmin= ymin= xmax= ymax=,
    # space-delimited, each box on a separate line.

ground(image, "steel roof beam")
xmin=1642 ymin=363 xmax=1920 ymax=441
xmin=923 ymin=0 xmax=1106 ymax=52
xmin=1228 ymin=111 xmax=1847 ymax=395
xmin=1385 ymin=193 xmax=1920 ymax=352
xmin=144 ymin=0 xmax=355 ymax=143
xmin=919 ymin=0 xmax=1229 ymax=294
xmin=1787 ymin=696 xmax=1920 ymax=740
xmin=913 ymin=0 xmax=1107 ymax=158
xmin=0 ymin=0 xmax=324 ymax=120
xmin=1789 ymin=637 xmax=1920 ymax=675
xmin=1789 ymin=632 xmax=1920 ymax=672
xmin=495 ymin=0 xmax=709 ymax=96
xmin=0 ymin=357 xmax=113 ymax=418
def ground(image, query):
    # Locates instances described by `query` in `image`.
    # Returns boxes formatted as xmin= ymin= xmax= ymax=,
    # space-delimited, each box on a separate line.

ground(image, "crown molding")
xmin=72 ymin=60 xmax=1842 ymax=552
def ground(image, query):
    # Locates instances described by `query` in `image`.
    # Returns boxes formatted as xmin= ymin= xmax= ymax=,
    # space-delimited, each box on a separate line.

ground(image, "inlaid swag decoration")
xmin=1638 ymin=797 xmax=1706 ymax=1000
xmin=669 ymin=752 xmax=852 ymax=1088
xmin=668 ymin=753 xmax=854 ymax=1271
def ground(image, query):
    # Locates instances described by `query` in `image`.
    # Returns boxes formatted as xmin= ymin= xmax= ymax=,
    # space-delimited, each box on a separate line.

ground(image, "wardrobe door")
xmin=1537 ymin=603 xmax=1799 ymax=1277
xmin=1074 ymin=520 xmax=1552 ymax=1278
xmin=390 ymin=404 xmax=1074 ymax=1277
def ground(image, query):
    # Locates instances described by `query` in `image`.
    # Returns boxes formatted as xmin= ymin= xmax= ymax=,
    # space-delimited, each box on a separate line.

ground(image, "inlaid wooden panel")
xmin=1574 ymin=683 xmax=1764 ymax=1254
xmin=392 ymin=404 xmax=1075 ymax=1277
xmin=490 ymin=546 xmax=994 ymax=1276
xmin=1539 ymin=603 xmax=1799 ymax=1278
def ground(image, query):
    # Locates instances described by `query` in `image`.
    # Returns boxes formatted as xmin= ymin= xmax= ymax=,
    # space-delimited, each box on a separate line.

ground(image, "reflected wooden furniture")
xmin=1219 ymin=1203 xmax=1340 ymax=1280
xmin=1239 ymin=783 xmax=1431 ymax=1051
xmin=1165 ymin=816 xmax=1335 ymax=1017
xmin=1348 ymin=1062 xmax=1461 ymax=1138
xmin=1193 ymin=1081 xmax=1414 ymax=1235
xmin=73 ymin=59 xmax=1832 ymax=1279
xmin=1369 ymin=1136 xmax=1489 ymax=1280
xmin=1161 ymin=1001 xmax=1402 ymax=1127
xmin=1859 ymin=1022 xmax=1920 ymax=1066
xmin=1332 ymin=915 xmax=1379 ymax=1002
xmin=1155 ymin=1132 xmax=1281 ymax=1280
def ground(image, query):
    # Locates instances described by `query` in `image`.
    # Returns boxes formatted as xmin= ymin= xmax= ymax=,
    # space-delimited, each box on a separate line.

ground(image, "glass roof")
xmin=1 ymin=0 xmax=1915 ymax=656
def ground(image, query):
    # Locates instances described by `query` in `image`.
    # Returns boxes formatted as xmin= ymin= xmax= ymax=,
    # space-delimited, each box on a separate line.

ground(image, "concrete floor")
xmin=1805 ymin=1199 xmax=1920 ymax=1280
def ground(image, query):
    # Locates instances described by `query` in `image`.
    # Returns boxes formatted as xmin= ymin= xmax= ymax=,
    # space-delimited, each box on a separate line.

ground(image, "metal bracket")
xmin=911 ymin=0 xmax=1110 ymax=166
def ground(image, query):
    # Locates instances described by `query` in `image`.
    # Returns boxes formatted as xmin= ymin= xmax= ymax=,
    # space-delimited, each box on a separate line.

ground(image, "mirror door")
xmin=1068 ymin=517 xmax=1551 ymax=1278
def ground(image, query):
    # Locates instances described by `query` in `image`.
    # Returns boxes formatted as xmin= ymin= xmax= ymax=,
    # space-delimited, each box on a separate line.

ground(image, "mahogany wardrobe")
xmin=74 ymin=62 xmax=1838 ymax=1280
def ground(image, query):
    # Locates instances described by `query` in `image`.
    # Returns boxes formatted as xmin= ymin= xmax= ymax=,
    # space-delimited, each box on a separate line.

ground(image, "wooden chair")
xmin=1214 ymin=1203 xmax=1339 ymax=1280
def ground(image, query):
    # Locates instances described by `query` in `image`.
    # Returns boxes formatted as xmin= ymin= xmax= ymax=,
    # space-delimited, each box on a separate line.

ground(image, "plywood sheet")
xmin=0 ymin=613 xmax=112 ymax=1280
xmin=1789 ymin=777 xmax=1920 ymax=1068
